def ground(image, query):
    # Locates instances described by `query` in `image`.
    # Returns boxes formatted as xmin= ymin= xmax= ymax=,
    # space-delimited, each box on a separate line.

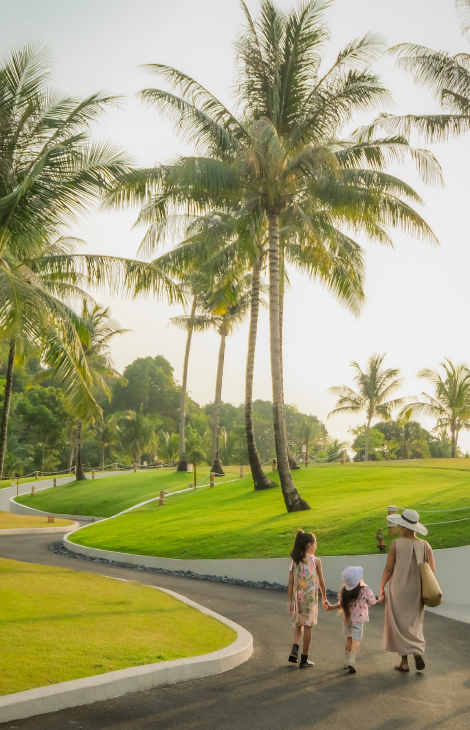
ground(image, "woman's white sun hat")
xmin=341 ymin=566 xmax=364 ymax=591
xmin=387 ymin=508 xmax=428 ymax=536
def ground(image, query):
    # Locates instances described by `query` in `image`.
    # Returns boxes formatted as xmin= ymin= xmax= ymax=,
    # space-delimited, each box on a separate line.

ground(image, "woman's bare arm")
xmin=425 ymin=541 xmax=436 ymax=572
xmin=315 ymin=557 xmax=329 ymax=608
xmin=379 ymin=540 xmax=396 ymax=599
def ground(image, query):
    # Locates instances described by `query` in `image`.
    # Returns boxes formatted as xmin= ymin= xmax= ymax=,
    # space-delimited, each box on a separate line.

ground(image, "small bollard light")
xmin=48 ymin=516 xmax=54 ymax=523
xmin=210 ymin=472 xmax=215 ymax=488
xmin=53 ymin=478 xmax=57 ymax=487
xmin=92 ymin=470 xmax=95 ymax=480
xmin=240 ymin=465 xmax=244 ymax=479
xmin=31 ymin=486 xmax=35 ymax=497
xmin=159 ymin=490 xmax=168 ymax=507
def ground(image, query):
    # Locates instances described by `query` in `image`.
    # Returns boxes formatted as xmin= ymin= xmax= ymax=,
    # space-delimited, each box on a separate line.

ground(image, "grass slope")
xmin=15 ymin=466 xmax=236 ymax=517
xmin=70 ymin=460 xmax=470 ymax=558
xmin=0 ymin=511 xmax=74 ymax=529
xmin=0 ymin=558 xmax=235 ymax=696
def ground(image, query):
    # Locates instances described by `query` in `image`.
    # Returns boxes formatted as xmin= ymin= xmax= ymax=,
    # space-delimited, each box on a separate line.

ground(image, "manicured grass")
xmin=70 ymin=460 xmax=470 ymax=558
xmin=0 ymin=474 xmax=73 ymax=489
xmin=0 ymin=511 xmax=74 ymax=529
xmin=15 ymin=466 xmax=238 ymax=517
xmin=0 ymin=558 xmax=235 ymax=696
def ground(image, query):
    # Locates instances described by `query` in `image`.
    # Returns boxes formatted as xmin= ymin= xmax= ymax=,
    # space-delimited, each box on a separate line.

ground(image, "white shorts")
xmin=343 ymin=621 xmax=364 ymax=641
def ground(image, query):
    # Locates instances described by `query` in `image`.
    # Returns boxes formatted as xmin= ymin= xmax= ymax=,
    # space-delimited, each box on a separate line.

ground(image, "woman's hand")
xmin=287 ymin=601 xmax=295 ymax=615
xmin=322 ymin=598 xmax=330 ymax=612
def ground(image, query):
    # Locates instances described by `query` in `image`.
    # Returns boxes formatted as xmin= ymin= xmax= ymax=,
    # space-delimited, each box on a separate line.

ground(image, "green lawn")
xmin=70 ymin=460 xmax=470 ymax=558
xmin=0 ymin=511 xmax=74 ymax=529
xmin=15 ymin=466 xmax=238 ymax=517
xmin=0 ymin=557 xmax=235 ymax=696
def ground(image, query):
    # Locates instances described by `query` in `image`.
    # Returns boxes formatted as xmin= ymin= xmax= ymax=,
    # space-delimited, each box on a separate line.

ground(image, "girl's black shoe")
xmin=288 ymin=644 xmax=299 ymax=663
xmin=299 ymin=654 xmax=314 ymax=668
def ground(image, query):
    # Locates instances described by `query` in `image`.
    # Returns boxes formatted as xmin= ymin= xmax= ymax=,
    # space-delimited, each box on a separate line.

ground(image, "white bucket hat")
xmin=387 ymin=508 xmax=428 ymax=536
xmin=341 ymin=566 xmax=363 ymax=591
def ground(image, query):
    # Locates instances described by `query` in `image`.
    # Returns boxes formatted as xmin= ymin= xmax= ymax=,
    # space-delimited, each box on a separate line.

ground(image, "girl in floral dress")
xmin=287 ymin=530 xmax=328 ymax=668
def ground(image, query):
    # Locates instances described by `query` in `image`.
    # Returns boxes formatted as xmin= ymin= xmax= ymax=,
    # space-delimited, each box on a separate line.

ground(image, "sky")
xmin=2 ymin=0 xmax=470 ymax=451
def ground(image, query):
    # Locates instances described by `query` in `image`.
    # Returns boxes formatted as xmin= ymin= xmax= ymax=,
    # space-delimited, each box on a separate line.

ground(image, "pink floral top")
xmin=345 ymin=584 xmax=377 ymax=624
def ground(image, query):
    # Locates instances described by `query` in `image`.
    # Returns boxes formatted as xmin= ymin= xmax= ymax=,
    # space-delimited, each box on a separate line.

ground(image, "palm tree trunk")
xmin=451 ymin=427 xmax=457 ymax=458
xmin=75 ymin=420 xmax=87 ymax=480
xmin=177 ymin=297 xmax=196 ymax=472
xmin=268 ymin=211 xmax=310 ymax=512
xmin=364 ymin=418 xmax=372 ymax=462
xmin=101 ymin=445 xmax=105 ymax=469
xmin=246 ymin=258 xmax=276 ymax=490
xmin=211 ymin=326 xmax=226 ymax=476
xmin=0 ymin=340 xmax=16 ymax=479
xmin=279 ymin=267 xmax=300 ymax=471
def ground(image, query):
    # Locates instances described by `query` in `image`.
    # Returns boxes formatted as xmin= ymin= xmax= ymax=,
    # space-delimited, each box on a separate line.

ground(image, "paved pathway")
xmin=1 ymin=533 xmax=469 ymax=730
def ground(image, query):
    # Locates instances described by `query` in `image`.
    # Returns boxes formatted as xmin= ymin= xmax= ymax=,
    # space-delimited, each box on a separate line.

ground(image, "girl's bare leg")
xmin=345 ymin=637 xmax=352 ymax=653
xmin=302 ymin=626 xmax=312 ymax=654
xmin=351 ymin=639 xmax=360 ymax=654
xmin=294 ymin=625 xmax=303 ymax=644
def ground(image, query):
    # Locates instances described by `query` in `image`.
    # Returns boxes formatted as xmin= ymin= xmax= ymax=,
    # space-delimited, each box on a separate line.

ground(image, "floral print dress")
xmin=290 ymin=555 xmax=319 ymax=627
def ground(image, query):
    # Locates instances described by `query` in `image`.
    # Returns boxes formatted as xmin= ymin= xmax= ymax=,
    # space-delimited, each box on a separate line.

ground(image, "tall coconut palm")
xmin=173 ymin=275 xmax=252 ymax=475
xmin=0 ymin=45 xmax=181 ymax=478
xmin=111 ymin=1 xmax=439 ymax=511
xmin=329 ymin=354 xmax=406 ymax=461
xmin=405 ymin=359 xmax=470 ymax=457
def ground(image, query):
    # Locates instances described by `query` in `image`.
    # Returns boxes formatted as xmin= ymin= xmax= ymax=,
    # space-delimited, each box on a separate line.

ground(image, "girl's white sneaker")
xmin=344 ymin=652 xmax=350 ymax=668
xmin=348 ymin=651 xmax=357 ymax=674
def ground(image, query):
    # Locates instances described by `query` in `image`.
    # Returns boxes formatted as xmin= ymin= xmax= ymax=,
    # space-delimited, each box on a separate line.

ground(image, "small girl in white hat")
xmin=326 ymin=566 xmax=384 ymax=673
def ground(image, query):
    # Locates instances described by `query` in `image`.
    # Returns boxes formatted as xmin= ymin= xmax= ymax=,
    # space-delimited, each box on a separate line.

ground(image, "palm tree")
xmin=405 ymin=359 xmax=470 ymax=457
xmin=385 ymin=0 xmax=470 ymax=144
xmin=296 ymin=416 xmax=321 ymax=467
xmin=158 ymin=431 xmax=179 ymax=464
xmin=329 ymin=354 xmax=406 ymax=461
xmin=73 ymin=303 xmax=128 ymax=480
xmin=0 ymin=45 xmax=182 ymax=479
xmin=91 ymin=413 xmax=121 ymax=468
xmin=112 ymin=1 xmax=439 ymax=511
xmin=119 ymin=406 xmax=158 ymax=465
xmin=174 ymin=275 xmax=252 ymax=475
xmin=387 ymin=408 xmax=431 ymax=460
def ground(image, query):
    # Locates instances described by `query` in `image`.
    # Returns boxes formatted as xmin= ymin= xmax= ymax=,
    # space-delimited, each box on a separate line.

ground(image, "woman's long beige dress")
xmin=382 ymin=537 xmax=432 ymax=656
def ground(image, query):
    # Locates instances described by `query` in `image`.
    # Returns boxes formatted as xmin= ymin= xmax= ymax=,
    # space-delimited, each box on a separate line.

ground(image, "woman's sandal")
xmin=414 ymin=654 xmax=425 ymax=671
xmin=394 ymin=663 xmax=410 ymax=672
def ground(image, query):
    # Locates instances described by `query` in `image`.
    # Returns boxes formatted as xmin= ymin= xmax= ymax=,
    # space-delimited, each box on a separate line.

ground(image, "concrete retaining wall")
xmin=0 ymin=522 xmax=79 ymax=536
xmin=0 ymin=583 xmax=253 ymax=723
xmin=64 ymin=532 xmax=470 ymax=607
xmin=9 ymin=497 xmax=101 ymax=522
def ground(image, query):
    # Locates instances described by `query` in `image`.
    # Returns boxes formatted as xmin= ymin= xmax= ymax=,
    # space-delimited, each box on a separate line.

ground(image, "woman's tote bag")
xmin=419 ymin=562 xmax=443 ymax=607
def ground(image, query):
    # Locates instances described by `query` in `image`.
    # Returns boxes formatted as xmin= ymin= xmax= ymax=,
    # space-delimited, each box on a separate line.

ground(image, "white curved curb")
xmin=9 ymin=496 xmax=102 ymax=522
xmin=0 ymin=521 xmax=79 ymax=536
xmin=0 ymin=583 xmax=253 ymax=723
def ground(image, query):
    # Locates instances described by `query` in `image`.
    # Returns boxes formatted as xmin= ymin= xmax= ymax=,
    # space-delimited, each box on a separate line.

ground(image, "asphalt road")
xmin=1 ymin=533 xmax=469 ymax=730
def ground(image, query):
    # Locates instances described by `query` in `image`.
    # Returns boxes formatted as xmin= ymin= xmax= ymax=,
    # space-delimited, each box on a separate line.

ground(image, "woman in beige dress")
xmin=379 ymin=509 xmax=435 ymax=672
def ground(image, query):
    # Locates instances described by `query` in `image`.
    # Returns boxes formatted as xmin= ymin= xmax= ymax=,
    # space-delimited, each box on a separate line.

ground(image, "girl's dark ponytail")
xmin=290 ymin=529 xmax=316 ymax=565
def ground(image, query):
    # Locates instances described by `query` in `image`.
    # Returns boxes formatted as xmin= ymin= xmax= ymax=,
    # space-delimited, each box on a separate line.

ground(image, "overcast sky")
xmin=3 ymin=0 xmax=470 ymax=451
